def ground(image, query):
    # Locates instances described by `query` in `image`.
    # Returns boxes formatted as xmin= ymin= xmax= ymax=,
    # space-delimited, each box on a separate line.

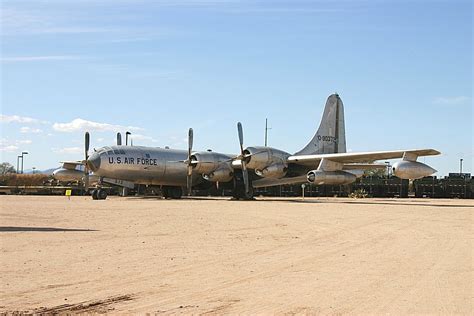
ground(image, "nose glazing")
xmin=87 ymin=152 xmax=101 ymax=171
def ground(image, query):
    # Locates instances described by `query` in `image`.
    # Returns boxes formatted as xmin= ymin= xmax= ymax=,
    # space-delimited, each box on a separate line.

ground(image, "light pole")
xmin=460 ymin=158 xmax=463 ymax=175
xmin=21 ymin=151 xmax=28 ymax=174
xmin=17 ymin=155 xmax=21 ymax=173
xmin=32 ymin=167 xmax=36 ymax=174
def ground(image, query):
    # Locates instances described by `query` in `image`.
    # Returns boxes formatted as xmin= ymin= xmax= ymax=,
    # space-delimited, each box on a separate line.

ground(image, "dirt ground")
xmin=0 ymin=196 xmax=472 ymax=314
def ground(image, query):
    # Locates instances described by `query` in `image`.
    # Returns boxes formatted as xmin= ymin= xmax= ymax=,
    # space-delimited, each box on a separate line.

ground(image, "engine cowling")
xmin=244 ymin=146 xmax=290 ymax=171
xmin=255 ymin=162 xmax=288 ymax=179
xmin=203 ymin=166 xmax=234 ymax=182
xmin=52 ymin=168 xmax=84 ymax=182
xmin=392 ymin=161 xmax=436 ymax=179
xmin=190 ymin=152 xmax=231 ymax=174
xmin=307 ymin=170 xmax=357 ymax=185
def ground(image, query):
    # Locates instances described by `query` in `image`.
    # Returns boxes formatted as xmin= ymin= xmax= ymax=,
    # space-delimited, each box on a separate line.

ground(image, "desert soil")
xmin=0 ymin=196 xmax=472 ymax=314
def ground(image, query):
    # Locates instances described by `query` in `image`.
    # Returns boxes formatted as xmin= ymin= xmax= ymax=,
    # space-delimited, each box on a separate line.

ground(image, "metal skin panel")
xmin=88 ymin=146 xmax=233 ymax=186
xmin=79 ymin=93 xmax=439 ymax=191
xmin=295 ymin=93 xmax=346 ymax=155
xmin=392 ymin=161 xmax=437 ymax=180
xmin=244 ymin=146 xmax=291 ymax=171
xmin=52 ymin=168 xmax=84 ymax=182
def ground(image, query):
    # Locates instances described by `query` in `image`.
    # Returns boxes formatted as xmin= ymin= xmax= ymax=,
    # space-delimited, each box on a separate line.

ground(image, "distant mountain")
xmin=23 ymin=168 xmax=57 ymax=175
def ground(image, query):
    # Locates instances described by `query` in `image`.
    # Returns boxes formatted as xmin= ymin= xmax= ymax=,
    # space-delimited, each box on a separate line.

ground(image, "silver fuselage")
xmin=88 ymin=146 xmax=233 ymax=186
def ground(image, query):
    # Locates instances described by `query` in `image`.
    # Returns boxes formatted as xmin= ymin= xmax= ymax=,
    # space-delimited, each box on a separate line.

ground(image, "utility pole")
xmin=264 ymin=118 xmax=271 ymax=147
xmin=460 ymin=158 xmax=463 ymax=175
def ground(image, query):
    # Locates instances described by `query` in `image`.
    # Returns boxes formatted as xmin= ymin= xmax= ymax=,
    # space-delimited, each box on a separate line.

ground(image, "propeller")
xmin=117 ymin=132 xmax=122 ymax=146
xmin=84 ymin=132 xmax=90 ymax=192
xmin=186 ymin=128 xmax=194 ymax=196
xmin=237 ymin=122 xmax=250 ymax=196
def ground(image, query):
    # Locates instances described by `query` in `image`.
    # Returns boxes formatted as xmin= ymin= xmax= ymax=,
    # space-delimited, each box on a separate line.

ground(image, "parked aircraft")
xmin=77 ymin=93 xmax=439 ymax=200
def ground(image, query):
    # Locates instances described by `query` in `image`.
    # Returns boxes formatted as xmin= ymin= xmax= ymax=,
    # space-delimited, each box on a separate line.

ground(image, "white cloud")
xmin=52 ymin=118 xmax=143 ymax=133
xmin=0 ymin=145 xmax=19 ymax=152
xmin=0 ymin=138 xmax=31 ymax=152
xmin=433 ymin=96 xmax=470 ymax=105
xmin=130 ymin=134 xmax=158 ymax=143
xmin=1 ymin=55 xmax=81 ymax=63
xmin=1 ymin=114 xmax=48 ymax=124
xmin=52 ymin=147 xmax=83 ymax=154
xmin=20 ymin=127 xmax=43 ymax=134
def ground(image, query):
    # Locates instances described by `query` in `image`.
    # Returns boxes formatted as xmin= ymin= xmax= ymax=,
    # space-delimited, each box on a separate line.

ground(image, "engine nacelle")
xmin=191 ymin=152 xmax=231 ymax=174
xmin=244 ymin=146 xmax=290 ymax=170
xmin=307 ymin=170 xmax=357 ymax=185
xmin=52 ymin=168 xmax=84 ymax=182
xmin=255 ymin=162 xmax=288 ymax=179
xmin=203 ymin=166 xmax=234 ymax=182
xmin=392 ymin=161 xmax=436 ymax=179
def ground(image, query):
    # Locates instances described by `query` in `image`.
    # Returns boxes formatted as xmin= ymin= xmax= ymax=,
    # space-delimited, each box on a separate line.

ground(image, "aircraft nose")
xmin=87 ymin=152 xmax=101 ymax=172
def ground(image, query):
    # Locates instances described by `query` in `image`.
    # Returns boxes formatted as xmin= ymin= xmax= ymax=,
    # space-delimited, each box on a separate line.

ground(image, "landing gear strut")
xmin=232 ymin=171 xmax=254 ymax=200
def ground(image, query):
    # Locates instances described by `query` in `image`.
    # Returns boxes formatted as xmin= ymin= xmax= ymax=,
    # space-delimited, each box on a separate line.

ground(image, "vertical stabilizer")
xmin=295 ymin=93 xmax=346 ymax=155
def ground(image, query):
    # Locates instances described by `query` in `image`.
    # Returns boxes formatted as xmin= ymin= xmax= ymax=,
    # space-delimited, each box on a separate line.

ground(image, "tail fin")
xmin=295 ymin=93 xmax=346 ymax=155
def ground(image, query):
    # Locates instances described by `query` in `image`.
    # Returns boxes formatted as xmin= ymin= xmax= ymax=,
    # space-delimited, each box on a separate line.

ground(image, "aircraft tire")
xmin=162 ymin=186 xmax=182 ymax=199
xmin=170 ymin=187 xmax=182 ymax=199
xmin=98 ymin=189 xmax=108 ymax=200
xmin=92 ymin=189 xmax=99 ymax=200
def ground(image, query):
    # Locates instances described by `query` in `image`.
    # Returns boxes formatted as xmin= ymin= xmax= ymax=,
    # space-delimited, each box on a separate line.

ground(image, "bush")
xmin=0 ymin=174 xmax=50 ymax=186
xmin=349 ymin=189 xmax=368 ymax=199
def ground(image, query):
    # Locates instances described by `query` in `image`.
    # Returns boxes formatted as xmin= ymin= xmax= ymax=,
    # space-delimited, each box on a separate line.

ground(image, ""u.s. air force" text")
xmin=108 ymin=157 xmax=158 ymax=166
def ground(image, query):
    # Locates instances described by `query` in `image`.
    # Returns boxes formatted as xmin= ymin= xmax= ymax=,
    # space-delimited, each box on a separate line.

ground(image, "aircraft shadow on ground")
xmin=267 ymin=199 xmax=473 ymax=208
xmin=125 ymin=196 xmax=472 ymax=208
xmin=0 ymin=226 xmax=98 ymax=232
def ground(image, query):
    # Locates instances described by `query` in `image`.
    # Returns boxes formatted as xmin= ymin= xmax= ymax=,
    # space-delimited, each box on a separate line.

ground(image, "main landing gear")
xmin=162 ymin=186 xmax=183 ymax=199
xmin=92 ymin=188 xmax=108 ymax=200
xmin=232 ymin=171 xmax=255 ymax=200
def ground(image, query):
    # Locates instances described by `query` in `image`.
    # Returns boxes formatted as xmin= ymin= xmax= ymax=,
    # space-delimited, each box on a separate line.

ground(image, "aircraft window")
xmin=119 ymin=149 xmax=126 ymax=154
xmin=107 ymin=150 xmax=114 ymax=155
xmin=113 ymin=149 xmax=121 ymax=154
xmin=145 ymin=154 xmax=150 ymax=158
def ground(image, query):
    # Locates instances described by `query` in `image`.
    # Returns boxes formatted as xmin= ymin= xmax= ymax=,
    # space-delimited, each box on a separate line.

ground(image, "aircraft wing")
xmin=287 ymin=149 xmax=441 ymax=165
xmin=60 ymin=161 xmax=84 ymax=170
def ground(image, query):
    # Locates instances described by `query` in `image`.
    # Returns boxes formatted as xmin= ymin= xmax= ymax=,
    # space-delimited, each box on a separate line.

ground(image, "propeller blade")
xmin=237 ymin=122 xmax=250 ymax=195
xmin=84 ymin=131 xmax=90 ymax=194
xmin=237 ymin=122 xmax=244 ymax=153
xmin=186 ymin=128 xmax=194 ymax=196
xmin=242 ymin=167 xmax=249 ymax=195
xmin=85 ymin=132 xmax=90 ymax=161
xmin=188 ymin=128 xmax=194 ymax=155
xmin=117 ymin=132 xmax=122 ymax=146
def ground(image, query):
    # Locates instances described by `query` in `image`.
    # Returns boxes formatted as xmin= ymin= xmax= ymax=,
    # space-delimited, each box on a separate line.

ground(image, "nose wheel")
xmin=92 ymin=188 xmax=108 ymax=200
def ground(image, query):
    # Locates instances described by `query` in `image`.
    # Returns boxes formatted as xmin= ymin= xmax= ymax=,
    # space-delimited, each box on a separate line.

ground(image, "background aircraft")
xmin=76 ymin=94 xmax=439 ymax=200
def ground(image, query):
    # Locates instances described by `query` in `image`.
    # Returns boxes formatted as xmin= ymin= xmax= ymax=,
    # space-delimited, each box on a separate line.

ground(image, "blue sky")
xmin=1 ymin=0 xmax=472 ymax=176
